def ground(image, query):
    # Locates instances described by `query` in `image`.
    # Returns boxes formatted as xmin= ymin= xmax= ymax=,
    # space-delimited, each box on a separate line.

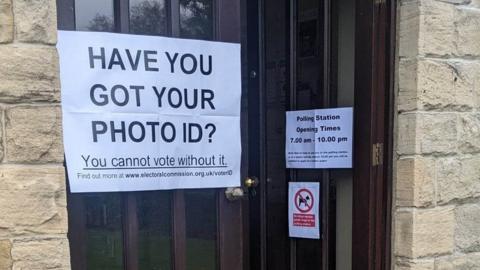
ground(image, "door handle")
xmin=225 ymin=176 xmax=259 ymax=201
xmin=244 ymin=177 xmax=259 ymax=188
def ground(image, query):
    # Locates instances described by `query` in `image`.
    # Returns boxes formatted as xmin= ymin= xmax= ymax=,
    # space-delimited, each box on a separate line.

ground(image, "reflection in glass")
xmin=130 ymin=0 xmax=168 ymax=35
xmin=137 ymin=191 xmax=172 ymax=270
xmin=180 ymin=0 xmax=213 ymax=40
xmin=85 ymin=194 xmax=124 ymax=270
xmin=296 ymin=0 xmax=323 ymax=110
xmin=75 ymin=0 xmax=115 ymax=32
xmin=185 ymin=190 xmax=218 ymax=270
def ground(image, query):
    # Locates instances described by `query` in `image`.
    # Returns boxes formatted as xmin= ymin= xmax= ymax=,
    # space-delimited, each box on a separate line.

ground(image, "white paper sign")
xmin=58 ymin=31 xmax=241 ymax=192
xmin=289 ymin=182 xmax=320 ymax=239
xmin=286 ymin=108 xmax=353 ymax=168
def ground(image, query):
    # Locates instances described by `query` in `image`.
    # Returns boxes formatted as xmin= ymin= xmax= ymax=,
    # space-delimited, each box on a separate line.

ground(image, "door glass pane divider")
xmin=322 ymin=0 xmax=332 ymax=268
xmin=68 ymin=194 xmax=87 ymax=270
xmin=215 ymin=1 xmax=244 ymax=269
xmin=213 ymin=0 xmax=219 ymax=40
xmin=169 ymin=0 xmax=180 ymax=36
xmin=288 ymin=0 xmax=297 ymax=267
xmin=123 ymin=193 xmax=139 ymax=270
xmin=214 ymin=190 xmax=221 ymax=270
xmin=115 ymin=0 xmax=130 ymax=32
xmin=56 ymin=0 xmax=75 ymax=30
xmin=170 ymin=0 xmax=185 ymax=265
xmin=172 ymin=190 xmax=187 ymax=270
xmin=212 ymin=2 xmax=220 ymax=268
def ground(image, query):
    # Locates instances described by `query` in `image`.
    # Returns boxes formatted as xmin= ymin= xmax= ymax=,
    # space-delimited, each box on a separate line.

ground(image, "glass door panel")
xmin=75 ymin=0 xmax=115 ymax=31
xmin=180 ymin=0 xmax=214 ymax=40
xmin=129 ymin=0 xmax=168 ymax=35
xmin=137 ymin=191 xmax=173 ymax=270
xmin=185 ymin=190 xmax=218 ymax=270
xmin=84 ymin=194 xmax=124 ymax=270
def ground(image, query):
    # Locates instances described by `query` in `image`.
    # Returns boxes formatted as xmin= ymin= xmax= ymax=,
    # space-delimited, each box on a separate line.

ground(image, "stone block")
xmin=398 ymin=58 xmax=475 ymax=111
xmin=459 ymin=113 xmax=480 ymax=153
xmin=437 ymin=0 xmax=470 ymax=3
xmin=417 ymin=59 xmax=456 ymax=110
xmin=395 ymin=207 xmax=454 ymax=258
xmin=0 ymin=45 xmax=60 ymax=103
xmin=13 ymin=0 xmax=57 ymax=44
xmin=398 ymin=112 xmax=457 ymax=155
xmin=397 ymin=113 xmax=419 ymax=155
xmin=396 ymin=259 xmax=434 ymax=270
xmin=455 ymin=203 xmax=480 ymax=252
xmin=11 ymin=237 xmax=70 ymax=270
xmin=396 ymin=157 xmax=435 ymax=207
xmin=419 ymin=59 xmax=475 ymax=110
xmin=398 ymin=58 xmax=418 ymax=112
xmin=418 ymin=0 xmax=456 ymax=56
xmin=399 ymin=1 xmax=420 ymax=58
xmin=470 ymin=0 xmax=480 ymax=7
xmin=451 ymin=61 xmax=477 ymax=110
xmin=398 ymin=58 xmax=474 ymax=112
xmin=0 ymin=166 xmax=67 ymax=235
xmin=0 ymin=110 xmax=4 ymax=162
xmin=0 ymin=240 xmax=12 ymax=270
xmin=419 ymin=113 xmax=457 ymax=154
xmin=435 ymin=253 xmax=480 ymax=270
xmin=395 ymin=210 xmax=414 ymax=258
xmin=0 ymin=0 xmax=13 ymax=43
xmin=437 ymin=156 xmax=480 ymax=204
xmin=5 ymin=106 xmax=63 ymax=163
xmin=456 ymin=7 xmax=480 ymax=57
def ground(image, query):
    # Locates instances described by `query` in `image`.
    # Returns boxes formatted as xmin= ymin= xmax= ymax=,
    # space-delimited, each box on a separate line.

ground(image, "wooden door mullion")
xmin=322 ymin=0 xmax=332 ymax=269
xmin=172 ymin=190 xmax=187 ymax=270
xmin=115 ymin=0 xmax=130 ymax=33
xmin=56 ymin=0 xmax=75 ymax=30
xmin=288 ymin=0 xmax=297 ymax=268
xmin=216 ymin=0 xmax=242 ymax=269
xmin=123 ymin=193 xmax=139 ymax=270
xmin=170 ymin=0 xmax=180 ymax=36
xmin=67 ymin=194 xmax=87 ymax=270
xmin=169 ymin=2 xmax=186 ymax=270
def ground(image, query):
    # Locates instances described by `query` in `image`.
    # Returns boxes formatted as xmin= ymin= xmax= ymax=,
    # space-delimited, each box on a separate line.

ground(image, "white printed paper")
xmin=286 ymin=108 xmax=353 ymax=168
xmin=288 ymin=182 xmax=320 ymax=239
xmin=58 ymin=31 xmax=241 ymax=192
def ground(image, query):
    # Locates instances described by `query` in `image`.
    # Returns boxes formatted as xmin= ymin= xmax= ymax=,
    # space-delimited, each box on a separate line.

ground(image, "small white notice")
xmin=58 ymin=31 xmax=241 ymax=193
xmin=286 ymin=107 xmax=353 ymax=169
xmin=288 ymin=182 xmax=320 ymax=239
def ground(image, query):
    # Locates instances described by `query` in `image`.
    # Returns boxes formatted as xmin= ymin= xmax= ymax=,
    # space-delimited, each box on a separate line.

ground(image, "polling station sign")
xmin=286 ymin=108 xmax=353 ymax=169
xmin=58 ymin=31 xmax=241 ymax=192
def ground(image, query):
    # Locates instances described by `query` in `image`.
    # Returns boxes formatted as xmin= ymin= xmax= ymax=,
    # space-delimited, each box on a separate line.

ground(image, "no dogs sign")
xmin=288 ymin=182 xmax=320 ymax=239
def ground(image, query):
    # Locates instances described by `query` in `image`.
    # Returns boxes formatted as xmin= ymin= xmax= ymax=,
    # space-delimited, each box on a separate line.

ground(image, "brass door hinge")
xmin=372 ymin=143 xmax=384 ymax=166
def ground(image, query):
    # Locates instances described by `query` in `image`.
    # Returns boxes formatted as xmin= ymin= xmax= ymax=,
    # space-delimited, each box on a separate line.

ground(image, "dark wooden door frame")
xmin=352 ymin=0 xmax=396 ymax=270
xmin=246 ymin=0 xmax=397 ymax=269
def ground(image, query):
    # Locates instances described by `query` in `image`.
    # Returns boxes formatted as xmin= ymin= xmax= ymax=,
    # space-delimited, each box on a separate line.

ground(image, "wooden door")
xmin=246 ymin=0 xmax=394 ymax=269
xmin=247 ymin=0 xmax=332 ymax=269
xmin=57 ymin=1 xmax=246 ymax=270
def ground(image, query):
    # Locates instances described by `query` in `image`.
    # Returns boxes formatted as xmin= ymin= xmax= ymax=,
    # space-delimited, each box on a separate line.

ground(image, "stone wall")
xmin=0 ymin=0 xmax=70 ymax=269
xmin=394 ymin=0 xmax=480 ymax=269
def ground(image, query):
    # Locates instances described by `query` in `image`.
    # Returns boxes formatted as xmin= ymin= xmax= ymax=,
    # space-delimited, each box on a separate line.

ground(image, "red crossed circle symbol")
xmin=294 ymin=188 xmax=314 ymax=213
